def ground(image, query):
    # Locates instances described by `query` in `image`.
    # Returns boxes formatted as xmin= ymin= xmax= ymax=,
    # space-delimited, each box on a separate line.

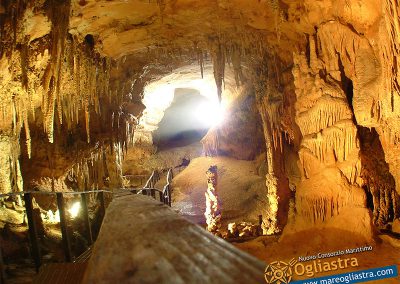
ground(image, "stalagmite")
xmin=204 ymin=165 xmax=221 ymax=234
xmin=263 ymin=174 xmax=280 ymax=235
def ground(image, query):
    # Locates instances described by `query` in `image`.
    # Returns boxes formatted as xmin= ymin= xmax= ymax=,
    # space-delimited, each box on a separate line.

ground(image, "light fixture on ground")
xmin=68 ymin=201 xmax=81 ymax=219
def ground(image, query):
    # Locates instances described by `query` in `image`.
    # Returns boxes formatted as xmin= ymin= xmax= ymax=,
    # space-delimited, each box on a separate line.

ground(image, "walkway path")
xmin=83 ymin=194 xmax=266 ymax=283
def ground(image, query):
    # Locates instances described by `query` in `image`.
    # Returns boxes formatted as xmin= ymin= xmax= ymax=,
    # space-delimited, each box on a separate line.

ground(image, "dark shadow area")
xmin=358 ymin=126 xmax=399 ymax=225
xmin=338 ymin=54 xmax=354 ymax=114
xmin=336 ymin=56 xmax=399 ymax=225
xmin=362 ymin=185 xmax=374 ymax=211
xmin=153 ymin=88 xmax=211 ymax=150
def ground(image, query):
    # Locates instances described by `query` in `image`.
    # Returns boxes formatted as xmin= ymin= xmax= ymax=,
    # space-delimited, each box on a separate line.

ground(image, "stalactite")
xmin=269 ymin=0 xmax=283 ymax=43
xmin=210 ymin=40 xmax=225 ymax=102
xmin=22 ymin=107 xmax=31 ymax=159
xmin=42 ymin=0 xmax=72 ymax=143
xmin=196 ymin=44 xmax=204 ymax=79
xmin=0 ymin=0 xmax=28 ymax=57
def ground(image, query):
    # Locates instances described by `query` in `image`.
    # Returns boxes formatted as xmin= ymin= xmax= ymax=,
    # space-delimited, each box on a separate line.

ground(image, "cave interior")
xmin=0 ymin=0 xmax=400 ymax=283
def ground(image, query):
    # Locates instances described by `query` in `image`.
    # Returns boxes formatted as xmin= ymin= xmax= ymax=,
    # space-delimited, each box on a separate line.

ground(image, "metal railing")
xmin=1 ymin=169 xmax=171 ymax=282
xmin=133 ymin=169 xmax=173 ymax=206
xmin=143 ymin=170 xmax=161 ymax=189
xmin=162 ymin=169 xmax=173 ymax=207
xmin=0 ymin=190 xmax=112 ymax=274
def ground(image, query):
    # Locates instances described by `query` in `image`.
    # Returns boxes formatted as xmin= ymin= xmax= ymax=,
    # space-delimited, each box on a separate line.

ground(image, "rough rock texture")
xmin=0 ymin=207 xmax=24 ymax=225
xmin=83 ymin=194 xmax=266 ymax=284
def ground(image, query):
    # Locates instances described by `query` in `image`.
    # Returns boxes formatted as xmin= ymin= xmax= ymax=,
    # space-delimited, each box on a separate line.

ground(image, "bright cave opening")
xmin=153 ymin=88 xmax=224 ymax=150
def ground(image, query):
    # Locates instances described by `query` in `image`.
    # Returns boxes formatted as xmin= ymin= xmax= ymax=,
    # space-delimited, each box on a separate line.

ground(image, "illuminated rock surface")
xmin=0 ymin=0 xmax=400 ymax=282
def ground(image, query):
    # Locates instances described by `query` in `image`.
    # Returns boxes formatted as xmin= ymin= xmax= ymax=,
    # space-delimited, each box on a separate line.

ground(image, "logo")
xmin=264 ymin=258 xmax=297 ymax=284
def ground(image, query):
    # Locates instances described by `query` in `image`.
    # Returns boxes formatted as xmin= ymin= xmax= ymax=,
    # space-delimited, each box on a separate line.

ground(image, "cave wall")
xmin=275 ymin=0 xmax=400 ymax=239
xmin=0 ymin=1 xmax=138 ymax=193
xmin=0 ymin=0 xmax=399 ymax=238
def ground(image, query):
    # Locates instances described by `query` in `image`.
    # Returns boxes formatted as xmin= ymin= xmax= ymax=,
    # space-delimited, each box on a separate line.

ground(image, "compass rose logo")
xmin=264 ymin=258 xmax=297 ymax=284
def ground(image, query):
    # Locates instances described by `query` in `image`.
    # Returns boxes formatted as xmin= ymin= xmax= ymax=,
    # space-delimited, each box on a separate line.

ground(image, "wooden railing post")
xmin=56 ymin=193 xmax=72 ymax=262
xmin=23 ymin=192 xmax=41 ymax=271
xmin=81 ymin=193 xmax=93 ymax=245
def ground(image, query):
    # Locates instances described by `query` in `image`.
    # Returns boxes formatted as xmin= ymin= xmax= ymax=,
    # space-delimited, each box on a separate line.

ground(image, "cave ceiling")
xmin=65 ymin=0 xmax=381 ymax=61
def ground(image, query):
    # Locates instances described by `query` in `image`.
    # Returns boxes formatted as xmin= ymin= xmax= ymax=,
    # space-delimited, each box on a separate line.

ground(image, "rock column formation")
xmin=205 ymin=165 xmax=221 ymax=234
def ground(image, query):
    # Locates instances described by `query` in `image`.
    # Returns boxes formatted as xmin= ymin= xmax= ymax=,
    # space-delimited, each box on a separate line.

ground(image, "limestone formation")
xmin=227 ymin=222 xmax=259 ymax=238
xmin=1 ymin=1 xmax=400 ymax=281
xmin=204 ymin=165 xmax=221 ymax=234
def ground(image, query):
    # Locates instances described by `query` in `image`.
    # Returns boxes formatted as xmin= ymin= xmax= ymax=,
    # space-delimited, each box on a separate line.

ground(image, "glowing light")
xmin=195 ymin=101 xmax=225 ymax=127
xmin=68 ymin=202 xmax=81 ymax=219
xmin=41 ymin=209 xmax=60 ymax=223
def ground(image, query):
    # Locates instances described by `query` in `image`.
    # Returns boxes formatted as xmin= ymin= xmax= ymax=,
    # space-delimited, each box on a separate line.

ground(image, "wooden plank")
xmin=83 ymin=194 xmax=266 ymax=284
xmin=33 ymin=263 xmax=88 ymax=284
